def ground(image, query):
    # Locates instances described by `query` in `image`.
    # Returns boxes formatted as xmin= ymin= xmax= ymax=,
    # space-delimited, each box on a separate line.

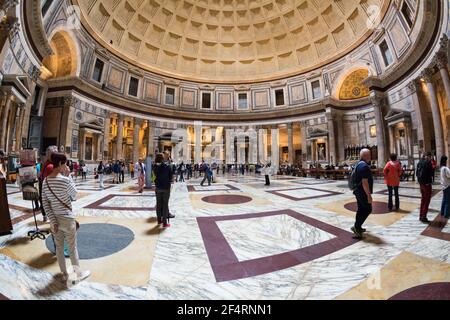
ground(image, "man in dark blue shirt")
xmin=352 ymin=149 xmax=374 ymax=239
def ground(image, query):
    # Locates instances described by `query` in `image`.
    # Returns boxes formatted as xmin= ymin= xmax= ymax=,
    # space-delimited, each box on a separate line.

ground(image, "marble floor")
xmin=1 ymin=174 xmax=449 ymax=300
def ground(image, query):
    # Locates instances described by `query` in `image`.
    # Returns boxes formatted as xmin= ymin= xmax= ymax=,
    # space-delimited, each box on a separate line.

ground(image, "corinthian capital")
xmin=0 ymin=0 xmax=19 ymax=18
xmin=435 ymin=51 xmax=448 ymax=70
xmin=421 ymin=68 xmax=435 ymax=83
xmin=407 ymin=78 xmax=422 ymax=93
xmin=369 ymin=91 xmax=385 ymax=108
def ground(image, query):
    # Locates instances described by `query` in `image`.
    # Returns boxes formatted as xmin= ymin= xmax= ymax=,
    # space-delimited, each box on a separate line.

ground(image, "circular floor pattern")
xmin=201 ymin=194 xmax=253 ymax=205
xmin=344 ymin=201 xmax=390 ymax=214
xmin=388 ymin=282 xmax=450 ymax=300
xmin=46 ymin=223 xmax=134 ymax=259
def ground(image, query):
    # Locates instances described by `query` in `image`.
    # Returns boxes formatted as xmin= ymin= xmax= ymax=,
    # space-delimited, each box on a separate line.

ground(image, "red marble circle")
xmin=344 ymin=201 xmax=390 ymax=214
xmin=201 ymin=195 xmax=253 ymax=205
xmin=388 ymin=283 xmax=450 ymax=300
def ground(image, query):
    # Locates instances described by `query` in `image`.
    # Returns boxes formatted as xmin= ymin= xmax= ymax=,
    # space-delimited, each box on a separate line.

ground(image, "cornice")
xmin=45 ymin=76 xmax=373 ymax=122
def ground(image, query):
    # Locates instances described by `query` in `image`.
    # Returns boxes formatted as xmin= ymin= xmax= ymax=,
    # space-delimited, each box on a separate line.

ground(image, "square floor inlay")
xmin=216 ymin=214 xmax=335 ymax=261
xmin=267 ymin=187 xmax=342 ymax=201
xmin=84 ymin=194 xmax=156 ymax=211
xmin=197 ymin=209 xmax=358 ymax=282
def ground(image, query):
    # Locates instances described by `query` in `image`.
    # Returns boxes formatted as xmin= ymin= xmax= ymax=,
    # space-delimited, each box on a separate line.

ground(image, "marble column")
xmin=300 ymin=121 xmax=308 ymax=167
xmin=0 ymin=96 xmax=12 ymax=151
xmin=422 ymin=68 xmax=445 ymax=161
xmin=435 ymin=52 xmax=450 ymax=109
xmin=408 ymin=79 xmax=431 ymax=154
xmin=326 ymin=111 xmax=336 ymax=165
xmin=79 ymin=129 xmax=86 ymax=160
xmin=388 ymin=125 xmax=396 ymax=154
xmin=287 ymin=123 xmax=294 ymax=164
xmin=103 ymin=112 xmax=111 ymax=160
xmin=10 ymin=103 xmax=22 ymax=152
xmin=370 ymin=93 xmax=387 ymax=167
xmin=115 ymin=114 xmax=124 ymax=160
xmin=147 ymin=120 xmax=155 ymax=157
xmin=194 ymin=122 xmax=202 ymax=163
xmin=133 ymin=118 xmax=142 ymax=163
xmin=258 ymin=126 xmax=268 ymax=164
xmin=214 ymin=127 xmax=224 ymax=164
xmin=96 ymin=134 xmax=102 ymax=161
xmin=335 ymin=113 xmax=345 ymax=162
xmin=271 ymin=125 xmax=279 ymax=172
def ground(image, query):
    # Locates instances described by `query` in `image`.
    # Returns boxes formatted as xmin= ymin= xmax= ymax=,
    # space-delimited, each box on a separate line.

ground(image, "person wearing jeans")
xmin=440 ymin=156 xmax=450 ymax=219
xmin=383 ymin=153 xmax=403 ymax=211
xmin=417 ymin=153 xmax=434 ymax=223
xmin=351 ymin=149 xmax=374 ymax=239
xmin=154 ymin=153 xmax=173 ymax=228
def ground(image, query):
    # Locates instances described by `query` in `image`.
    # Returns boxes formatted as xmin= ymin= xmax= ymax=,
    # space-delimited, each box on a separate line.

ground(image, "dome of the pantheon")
xmin=76 ymin=0 xmax=389 ymax=83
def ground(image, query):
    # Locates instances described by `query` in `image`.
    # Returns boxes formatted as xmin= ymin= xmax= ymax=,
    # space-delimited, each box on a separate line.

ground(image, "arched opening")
xmin=337 ymin=69 xmax=370 ymax=100
xmin=41 ymin=31 xmax=78 ymax=79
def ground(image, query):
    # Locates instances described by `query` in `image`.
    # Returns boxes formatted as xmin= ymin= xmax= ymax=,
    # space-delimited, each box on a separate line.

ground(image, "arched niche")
xmin=332 ymin=62 xmax=375 ymax=101
xmin=336 ymin=68 xmax=371 ymax=101
xmin=41 ymin=31 xmax=79 ymax=80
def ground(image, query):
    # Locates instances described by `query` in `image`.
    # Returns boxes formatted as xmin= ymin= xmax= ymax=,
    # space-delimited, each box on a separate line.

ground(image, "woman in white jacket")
xmin=263 ymin=162 xmax=272 ymax=186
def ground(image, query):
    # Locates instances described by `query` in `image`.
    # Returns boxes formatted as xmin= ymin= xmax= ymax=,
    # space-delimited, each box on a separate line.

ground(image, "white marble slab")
xmin=217 ymin=214 xmax=335 ymax=261
xmin=101 ymin=195 xmax=156 ymax=208
xmin=192 ymin=185 xmax=233 ymax=191
xmin=277 ymin=188 xmax=330 ymax=199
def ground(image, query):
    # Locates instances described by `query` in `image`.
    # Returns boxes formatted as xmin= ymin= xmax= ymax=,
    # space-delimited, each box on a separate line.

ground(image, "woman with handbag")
xmin=42 ymin=152 xmax=90 ymax=285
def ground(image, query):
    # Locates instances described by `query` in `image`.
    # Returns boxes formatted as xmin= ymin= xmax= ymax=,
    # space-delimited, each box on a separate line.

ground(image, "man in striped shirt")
xmin=42 ymin=152 xmax=90 ymax=285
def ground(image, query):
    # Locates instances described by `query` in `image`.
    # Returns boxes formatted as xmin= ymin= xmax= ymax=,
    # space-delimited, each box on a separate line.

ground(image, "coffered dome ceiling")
xmin=77 ymin=0 xmax=390 ymax=83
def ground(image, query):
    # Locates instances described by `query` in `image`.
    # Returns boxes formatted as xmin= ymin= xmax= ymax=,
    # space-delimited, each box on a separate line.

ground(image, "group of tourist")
xmin=350 ymin=149 xmax=449 ymax=239
xmin=5 ymin=143 xmax=450 ymax=287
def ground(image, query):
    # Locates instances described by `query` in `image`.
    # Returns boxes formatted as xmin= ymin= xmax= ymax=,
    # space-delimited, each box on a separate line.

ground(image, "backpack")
xmin=416 ymin=160 xmax=425 ymax=181
xmin=348 ymin=161 xmax=365 ymax=191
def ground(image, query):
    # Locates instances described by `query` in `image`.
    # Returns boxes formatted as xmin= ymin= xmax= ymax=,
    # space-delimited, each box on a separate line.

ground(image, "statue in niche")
xmin=317 ymin=143 xmax=326 ymax=161
xmin=399 ymin=129 xmax=407 ymax=156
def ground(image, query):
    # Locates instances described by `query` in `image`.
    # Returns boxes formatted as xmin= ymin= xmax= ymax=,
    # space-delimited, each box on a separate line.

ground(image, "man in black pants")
xmin=351 ymin=148 xmax=374 ymax=239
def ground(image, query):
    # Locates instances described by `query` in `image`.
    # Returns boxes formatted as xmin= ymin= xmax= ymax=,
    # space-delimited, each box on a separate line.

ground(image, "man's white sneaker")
xmin=76 ymin=270 xmax=91 ymax=282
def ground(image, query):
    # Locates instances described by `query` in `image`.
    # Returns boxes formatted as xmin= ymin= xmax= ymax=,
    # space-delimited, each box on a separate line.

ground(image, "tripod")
xmin=23 ymin=187 xmax=49 ymax=240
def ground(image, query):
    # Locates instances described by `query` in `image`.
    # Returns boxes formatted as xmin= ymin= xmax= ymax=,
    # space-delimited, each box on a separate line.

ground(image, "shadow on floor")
xmin=33 ymin=274 xmax=70 ymax=297
xmin=361 ymin=233 xmax=387 ymax=245
xmin=147 ymin=225 xmax=163 ymax=235
xmin=28 ymin=252 xmax=57 ymax=269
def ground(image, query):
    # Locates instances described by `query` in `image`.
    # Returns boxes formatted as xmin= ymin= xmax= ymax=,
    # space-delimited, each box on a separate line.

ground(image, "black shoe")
xmin=420 ymin=218 xmax=430 ymax=223
xmin=361 ymin=228 xmax=367 ymax=232
xmin=351 ymin=226 xmax=363 ymax=239
xmin=168 ymin=213 xmax=175 ymax=219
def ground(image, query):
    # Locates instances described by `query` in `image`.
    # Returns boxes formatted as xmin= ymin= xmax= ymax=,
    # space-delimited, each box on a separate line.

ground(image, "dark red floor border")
xmin=197 ymin=209 xmax=359 ymax=282
xmin=267 ymin=187 xmax=343 ymax=201
xmin=421 ymin=215 xmax=450 ymax=242
xmin=0 ymin=292 xmax=9 ymax=300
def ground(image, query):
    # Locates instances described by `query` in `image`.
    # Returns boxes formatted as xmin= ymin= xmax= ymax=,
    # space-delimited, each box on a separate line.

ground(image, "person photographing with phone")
xmin=41 ymin=152 xmax=90 ymax=286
